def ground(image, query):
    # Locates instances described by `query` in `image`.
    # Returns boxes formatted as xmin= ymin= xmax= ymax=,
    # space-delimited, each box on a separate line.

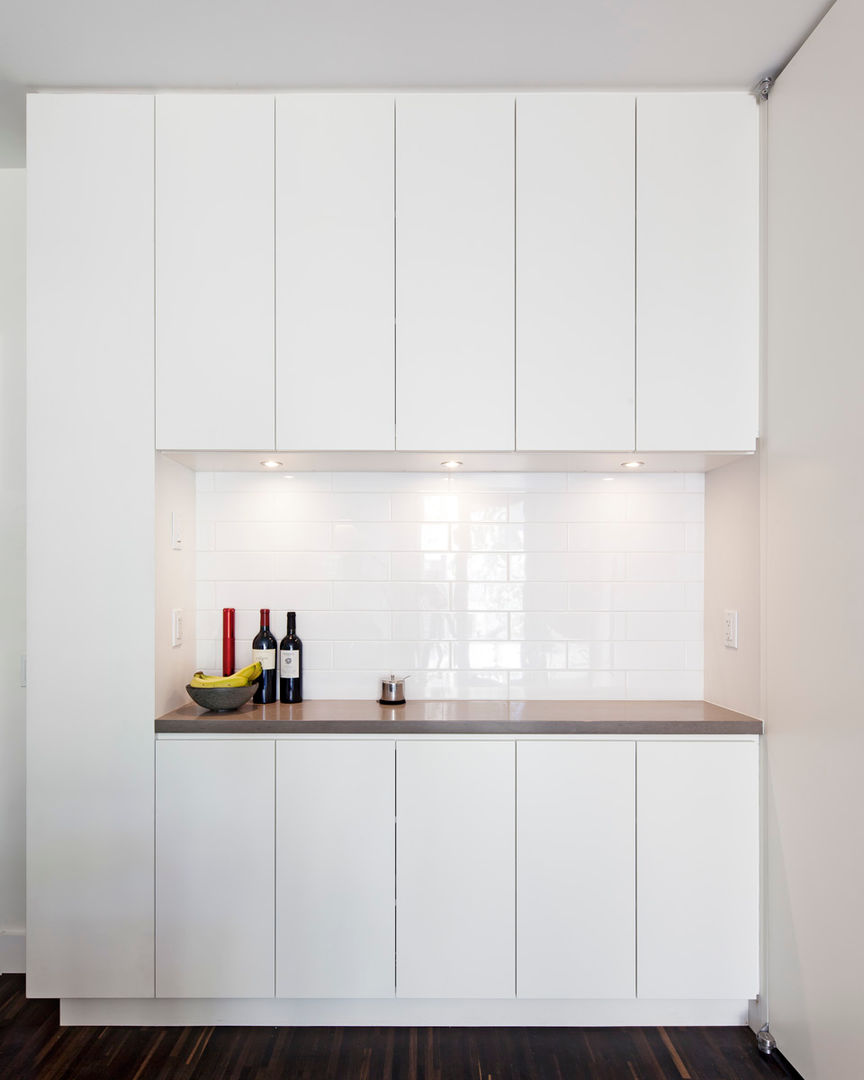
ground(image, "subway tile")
xmin=302 ymin=643 xmax=334 ymax=670
xmin=685 ymin=473 xmax=706 ymax=492
xmin=333 ymin=581 xmax=450 ymax=611
xmin=611 ymin=582 xmax=691 ymax=612
xmin=625 ymin=670 xmax=704 ymax=699
xmin=213 ymin=581 xmax=332 ymax=612
xmin=685 ymin=522 xmax=705 ymax=552
xmin=196 ymin=521 xmax=215 ymax=551
xmin=509 ymin=670 xmax=627 ymax=700
xmin=392 ymin=612 xmax=509 ymax=641
xmin=303 ymin=670 xmax=384 ymax=699
xmin=510 ymin=612 xmax=615 ymax=641
xmin=262 ymin=492 xmax=390 ymax=522
xmin=333 ymin=642 xmax=450 ymax=671
xmin=452 ymin=583 xmax=524 ymax=611
xmin=685 ymin=641 xmax=705 ymax=670
xmin=568 ymin=583 xmax=614 ymax=611
xmin=196 ymin=609 xmax=222 ymax=639
xmin=391 ymin=552 xmax=507 ymax=582
xmin=213 ymin=471 xmax=333 ymax=492
xmin=197 ymin=552 xmax=278 ymax=581
xmin=509 ymin=552 xmax=627 ymax=582
xmin=449 ymin=472 xmax=567 ymax=493
xmin=391 ymin=493 xmax=507 ymax=522
xmin=272 ymin=551 xmax=390 ymax=581
xmin=626 ymin=612 xmax=703 ymax=641
xmin=567 ymin=472 xmax=685 ymax=493
xmin=626 ymin=493 xmax=704 ymax=522
xmin=613 ymin=642 xmax=687 ymax=670
xmin=567 ymin=642 xmax=614 ymax=670
xmin=625 ymin=553 xmax=703 ymax=581
xmin=509 ymin=493 xmax=628 ymax=523
xmin=332 ymin=522 xmax=449 ymax=551
xmin=195 ymin=639 xmax=218 ymax=672
xmin=332 ymin=472 xmax=449 ymax=493
xmin=297 ymin=611 xmax=392 ymax=641
xmin=568 ymin=522 xmax=687 ymax=552
xmin=451 ymin=523 xmax=567 ymax=552
xmin=685 ymin=583 xmax=704 ymax=611
xmin=408 ymin=670 xmax=509 ymax=700
xmin=215 ymin=521 xmax=332 ymax=551
xmin=196 ymin=581 xmax=216 ymax=610
xmin=452 ymin=641 xmax=567 ymax=670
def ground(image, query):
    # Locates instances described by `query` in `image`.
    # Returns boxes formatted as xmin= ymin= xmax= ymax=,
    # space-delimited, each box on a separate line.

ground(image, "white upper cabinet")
xmin=276 ymin=95 xmax=395 ymax=451
xmin=156 ymin=95 xmax=275 ymax=451
xmin=395 ymin=95 xmax=515 ymax=452
xmin=516 ymin=94 xmax=636 ymax=451
xmin=636 ymin=93 xmax=759 ymax=451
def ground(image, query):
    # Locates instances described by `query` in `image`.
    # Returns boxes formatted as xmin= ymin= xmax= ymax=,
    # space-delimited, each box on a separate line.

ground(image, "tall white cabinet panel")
xmin=395 ymin=95 xmax=515 ymax=451
xmin=156 ymin=740 xmax=275 ymax=998
xmin=517 ymin=741 xmax=636 ymax=998
xmin=276 ymin=95 xmax=395 ymax=451
xmin=156 ymin=94 xmax=275 ymax=451
xmin=636 ymin=93 xmax=759 ymax=451
xmin=637 ymin=740 xmax=760 ymax=999
xmin=396 ymin=740 xmax=515 ymax=998
xmin=516 ymin=94 xmax=636 ymax=451
xmin=26 ymin=93 xmax=156 ymax=998
xmin=276 ymin=740 xmax=396 ymax=998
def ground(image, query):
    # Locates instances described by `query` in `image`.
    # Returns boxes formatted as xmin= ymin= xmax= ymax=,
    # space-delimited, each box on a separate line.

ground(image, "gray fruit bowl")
xmin=185 ymin=683 xmax=257 ymax=712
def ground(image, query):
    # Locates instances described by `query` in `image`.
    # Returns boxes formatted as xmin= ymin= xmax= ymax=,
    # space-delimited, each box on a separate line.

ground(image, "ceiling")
xmin=0 ymin=0 xmax=834 ymax=166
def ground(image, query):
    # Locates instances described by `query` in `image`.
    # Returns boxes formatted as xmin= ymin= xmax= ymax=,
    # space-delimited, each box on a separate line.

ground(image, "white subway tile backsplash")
xmin=196 ymin=472 xmax=704 ymax=698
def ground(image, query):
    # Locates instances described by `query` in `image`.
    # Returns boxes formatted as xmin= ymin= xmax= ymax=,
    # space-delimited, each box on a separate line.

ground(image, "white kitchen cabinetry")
xmin=637 ymin=740 xmax=760 ymax=998
xmin=276 ymin=95 xmax=395 ymax=451
xmin=276 ymin=740 xmax=396 ymax=998
xmin=517 ymin=741 xmax=636 ymax=998
xmin=636 ymin=93 xmax=759 ymax=451
xmin=156 ymin=94 xmax=275 ymax=451
xmin=516 ymin=94 xmax=636 ymax=451
xmin=27 ymin=92 xmax=156 ymax=999
xmin=395 ymin=95 xmax=515 ymax=452
xmin=396 ymin=740 xmax=516 ymax=998
xmin=156 ymin=740 xmax=275 ymax=998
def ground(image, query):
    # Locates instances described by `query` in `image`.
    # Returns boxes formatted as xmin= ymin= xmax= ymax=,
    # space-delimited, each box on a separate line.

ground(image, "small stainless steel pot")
xmin=379 ymin=674 xmax=409 ymax=705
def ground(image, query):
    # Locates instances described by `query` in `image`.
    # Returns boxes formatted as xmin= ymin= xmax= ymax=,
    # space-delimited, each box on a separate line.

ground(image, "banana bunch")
xmin=189 ymin=662 xmax=262 ymax=689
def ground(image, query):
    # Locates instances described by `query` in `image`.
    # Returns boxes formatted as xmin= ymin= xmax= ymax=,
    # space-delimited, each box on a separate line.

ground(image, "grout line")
xmin=633 ymin=97 xmax=639 ymax=455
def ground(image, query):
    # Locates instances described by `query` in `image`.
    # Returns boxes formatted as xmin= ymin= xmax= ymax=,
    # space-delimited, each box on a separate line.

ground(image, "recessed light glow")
xmin=441 ymin=459 xmax=463 ymax=469
xmin=260 ymin=460 xmax=283 ymax=469
xmin=620 ymin=460 xmax=646 ymax=469
xmin=282 ymin=474 xmax=295 ymax=480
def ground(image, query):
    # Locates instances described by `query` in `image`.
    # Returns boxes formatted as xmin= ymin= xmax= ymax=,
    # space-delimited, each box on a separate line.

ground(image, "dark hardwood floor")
xmin=0 ymin=974 xmax=798 ymax=1080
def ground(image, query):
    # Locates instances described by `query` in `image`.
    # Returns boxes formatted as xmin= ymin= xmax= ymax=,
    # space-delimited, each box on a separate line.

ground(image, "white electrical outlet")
xmin=171 ymin=511 xmax=184 ymax=551
xmin=723 ymin=609 xmax=738 ymax=649
xmin=171 ymin=609 xmax=183 ymax=648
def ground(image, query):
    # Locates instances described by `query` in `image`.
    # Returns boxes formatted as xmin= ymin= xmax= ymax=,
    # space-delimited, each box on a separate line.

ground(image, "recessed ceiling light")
xmin=620 ymin=460 xmax=646 ymax=469
xmin=260 ymin=460 xmax=283 ymax=469
xmin=441 ymin=459 xmax=463 ymax=469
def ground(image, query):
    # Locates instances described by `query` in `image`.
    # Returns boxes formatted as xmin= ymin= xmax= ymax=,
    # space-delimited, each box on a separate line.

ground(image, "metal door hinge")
xmin=755 ymin=76 xmax=774 ymax=102
xmin=757 ymin=1024 xmax=777 ymax=1055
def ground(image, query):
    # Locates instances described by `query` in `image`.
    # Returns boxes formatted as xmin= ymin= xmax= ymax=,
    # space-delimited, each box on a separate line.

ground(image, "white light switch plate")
xmin=723 ymin=609 xmax=738 ymax=649
xmin=171 ymin=609 xmax=183 ymax=648
xmin=170 ymin=511 xmax=184 ymax=551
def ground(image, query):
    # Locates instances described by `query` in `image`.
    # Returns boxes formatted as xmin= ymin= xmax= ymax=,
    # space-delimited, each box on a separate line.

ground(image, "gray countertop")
xmin=156 ymin=699 xmax=762 ymax=735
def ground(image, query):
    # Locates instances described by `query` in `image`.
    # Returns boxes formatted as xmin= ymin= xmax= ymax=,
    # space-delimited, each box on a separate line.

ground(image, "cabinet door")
xmin=276 ymin=95 xmax=395 ymax=451
xmin=156 ymin=740 xmax=275 ymax=998
xmin=517 ymin=741 xmax=635 ymax=998
xmin=396 ymin=740 xmax=515 ymax=998
xmin=516 ymin=94 xmax=635 ymax=451
xmin=637 ymin=740 xmax=759 ymax=999
xmin=276 ymin=740 xmax=395 ymax=997
xmin=396 ymin=95 xmax=514 ymax=451
xmin=636 ymin=93 xmax=759 ymax=451
xmin=156 ymin=94 xmax=275 ymax=451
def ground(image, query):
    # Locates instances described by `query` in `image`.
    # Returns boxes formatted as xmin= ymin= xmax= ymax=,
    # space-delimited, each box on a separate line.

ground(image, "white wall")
xmin=763 ymin=1 xmax=864 ymax=1075
xmin=703 ymin=455 xmax=761 ymax=718
xmin=195 ymin=470 xmax=704 ymax=700
xmin=0 ymin=169 xmax=25 ymax=973
xmin=155 ymin=454 xmax=197 ymax=716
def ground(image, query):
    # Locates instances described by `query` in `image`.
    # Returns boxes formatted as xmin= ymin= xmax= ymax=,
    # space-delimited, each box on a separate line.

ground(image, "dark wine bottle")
xmin=251 ymin=608 xmax=277 ymax=705
xmin=279 ymin=611 xmax=303 ymax=704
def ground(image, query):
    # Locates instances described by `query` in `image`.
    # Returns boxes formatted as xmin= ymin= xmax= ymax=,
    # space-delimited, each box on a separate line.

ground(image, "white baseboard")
xmin=0 ymin=931 xmax=25 ymax=974
xmin=60 ymin=996 xmax=751 ymax=1028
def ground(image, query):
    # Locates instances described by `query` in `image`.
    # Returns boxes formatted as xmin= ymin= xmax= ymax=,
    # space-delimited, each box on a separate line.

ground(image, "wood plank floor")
xmin=0 ymin=975 xmax=798 ymax=1080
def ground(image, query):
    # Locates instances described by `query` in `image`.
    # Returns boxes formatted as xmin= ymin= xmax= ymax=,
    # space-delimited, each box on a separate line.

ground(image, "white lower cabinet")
xmin=396 ymin=740 xmax=516 ymax=998
xmin=156 ymin=740 xmax=275 ymax=998
xmin=517 ymin=741 xmax=636 ymax=998
xmin=276 ymin=740 xmax=396 ymax=998
xmin=637 ymin=741 xmax=760 ymax=999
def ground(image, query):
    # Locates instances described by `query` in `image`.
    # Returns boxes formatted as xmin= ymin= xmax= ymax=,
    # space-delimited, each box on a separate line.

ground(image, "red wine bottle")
xmin=279 ymin=611 xmax=303 ymax=704
xmin=252 ymin=608 xmax=277 ymax=704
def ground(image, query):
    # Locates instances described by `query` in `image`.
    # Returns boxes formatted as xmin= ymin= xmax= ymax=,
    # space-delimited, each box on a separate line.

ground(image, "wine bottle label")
xmin=252 ymin=648 xmax=276 ymax=671
xmin=280 ymin=651 xmax=300 ymax=678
